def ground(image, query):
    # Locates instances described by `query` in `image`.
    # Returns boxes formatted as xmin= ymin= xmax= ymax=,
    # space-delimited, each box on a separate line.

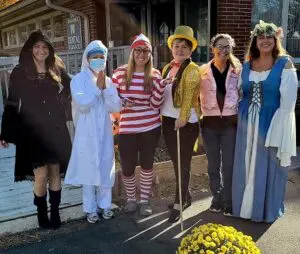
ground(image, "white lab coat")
xmin=65 ymin=68 xmax=121 ymax=187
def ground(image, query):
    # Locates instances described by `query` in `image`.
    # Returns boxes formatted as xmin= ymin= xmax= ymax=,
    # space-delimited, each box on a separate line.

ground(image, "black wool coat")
xmin=0 ymin=65 xmax=72 ymax=181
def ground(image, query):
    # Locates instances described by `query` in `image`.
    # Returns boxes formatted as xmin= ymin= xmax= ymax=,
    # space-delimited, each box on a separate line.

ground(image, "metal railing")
xmin=58 ymin=50 xmax=83 ymax=75
xmin=287 ymin=38 xmax=300 ymax=59
xmin=106 ymin=46 xmax=131 ymax=76
xmin=57 ymin=46 xmax=132 ymax=76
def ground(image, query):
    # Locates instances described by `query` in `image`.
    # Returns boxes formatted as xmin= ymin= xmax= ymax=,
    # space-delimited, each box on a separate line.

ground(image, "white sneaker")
xmin=101 ymin=208 xmax=114 ymax=220
xmin=86 ymin=212 xmax=100 ymax=223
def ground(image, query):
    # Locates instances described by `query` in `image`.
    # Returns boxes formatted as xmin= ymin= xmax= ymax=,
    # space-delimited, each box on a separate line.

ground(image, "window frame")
xmin=281 ymin=0 xmax=300 ymax=63
xmin=1 ymin=12 xmax=64 ymax=49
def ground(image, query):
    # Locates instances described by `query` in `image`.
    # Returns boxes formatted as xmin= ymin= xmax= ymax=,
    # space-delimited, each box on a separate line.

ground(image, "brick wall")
xmin=217 ymin=0 xmax=252 ymax=61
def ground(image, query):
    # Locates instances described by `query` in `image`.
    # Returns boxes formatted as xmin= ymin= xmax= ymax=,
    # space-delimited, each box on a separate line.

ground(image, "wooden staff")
xmin=177 ymin=128 xmax=184 ymax=231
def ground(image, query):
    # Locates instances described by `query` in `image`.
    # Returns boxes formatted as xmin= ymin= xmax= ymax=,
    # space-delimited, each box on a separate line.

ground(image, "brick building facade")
xmin=0 ymin=0 xmax=299 ymax=66
xmin=217 ymin=0 xmax=252 ymax=59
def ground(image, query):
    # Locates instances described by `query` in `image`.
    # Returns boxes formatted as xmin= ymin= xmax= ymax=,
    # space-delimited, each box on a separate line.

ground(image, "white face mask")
xmin=89 ymin=58 xmax=106 ymax=73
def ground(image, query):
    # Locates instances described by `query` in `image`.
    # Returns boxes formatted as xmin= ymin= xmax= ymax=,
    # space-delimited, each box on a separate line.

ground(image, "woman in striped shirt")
xmin=112 ymin=34 xmax=170 ymax=216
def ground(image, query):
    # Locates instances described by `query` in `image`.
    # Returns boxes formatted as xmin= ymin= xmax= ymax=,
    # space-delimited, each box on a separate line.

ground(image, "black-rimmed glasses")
xmin=215 ymin=44 xmax=231 ymax=51
xmin=134 ymin=48 xmax=151 ymax=55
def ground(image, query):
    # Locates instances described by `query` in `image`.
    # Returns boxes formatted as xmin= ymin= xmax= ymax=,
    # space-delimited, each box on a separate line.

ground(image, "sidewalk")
xmin=0 ymin=144 xmax=209 ymax=234
xmin=1 ymin=146 xmax=300 ymax=253
xmin=0 ymin=145 xmax=82 ymax=226
xmin=1 ymin=170 xmax=300 ymax=254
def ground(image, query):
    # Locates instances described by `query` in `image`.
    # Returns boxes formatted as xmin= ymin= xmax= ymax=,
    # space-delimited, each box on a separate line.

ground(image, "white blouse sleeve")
xmin=103 ymin=77 xmax=122 ymax=113
xmin=265 ymin=68 xmax=298 ymax=167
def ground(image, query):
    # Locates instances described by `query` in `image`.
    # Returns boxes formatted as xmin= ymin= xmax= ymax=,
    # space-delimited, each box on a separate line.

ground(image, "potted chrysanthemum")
xmin=177 ymin=223 xmax=261 ymax=254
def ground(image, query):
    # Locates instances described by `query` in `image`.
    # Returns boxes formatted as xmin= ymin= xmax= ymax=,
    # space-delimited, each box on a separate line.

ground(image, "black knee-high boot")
xmin=34 ymin=193 xmax=50 ymax=229
xmin=49 ymin=189 xmax=61 ymax=229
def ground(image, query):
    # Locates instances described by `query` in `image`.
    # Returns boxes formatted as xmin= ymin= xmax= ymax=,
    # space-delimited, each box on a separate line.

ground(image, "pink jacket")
xmin=200 ymin=61 xmax=240 ymax=116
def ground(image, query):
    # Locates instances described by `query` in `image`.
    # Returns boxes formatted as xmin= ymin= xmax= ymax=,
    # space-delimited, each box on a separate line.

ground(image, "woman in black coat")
xmin=0 ymin=30 xmax=72 ymax=229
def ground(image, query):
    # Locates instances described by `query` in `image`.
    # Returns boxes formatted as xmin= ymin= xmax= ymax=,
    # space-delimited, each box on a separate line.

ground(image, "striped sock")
xmin=140 ymin=168 xmax=154 ymax=203
xmin=122 ymin=174 xmax=136 ymax=201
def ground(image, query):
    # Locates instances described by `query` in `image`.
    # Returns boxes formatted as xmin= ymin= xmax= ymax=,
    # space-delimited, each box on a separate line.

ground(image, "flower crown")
xmin=251 ymin=20 xmax=283 ymax=38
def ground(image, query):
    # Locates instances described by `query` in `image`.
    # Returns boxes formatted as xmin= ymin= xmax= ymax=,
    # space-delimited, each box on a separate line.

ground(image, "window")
xmin=252 ymin=0 xmax=283 ymax=27
xmin=252 ymin=0 xmax=300 ymax=60
xmin=41 ymin=18 xmax=52 ymax=39
xmin=286 ymin=0 xmax=300 ymax=58
xmin=53 ymin=15 xmax=63 ymax=38
xmin=28 ymin=23 xmax=37 ymax=35
xmin=181 ymin=0 xmax=209 ymax=62
xmin=159 ymin=23 xmax=169 ymax=45
xmin=3 ymin=30 xmax=17 ymax=47
xmin=1 ymin=13 xmax=64 ymax=49
xmin=18 ymin=26 xmax=28 ymax=45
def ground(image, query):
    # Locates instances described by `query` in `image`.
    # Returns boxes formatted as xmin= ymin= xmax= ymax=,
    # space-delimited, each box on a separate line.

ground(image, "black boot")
xmin=168 ymin=190 xmax=192 ymax=210
xmin=33 ymin=193 xmax=50 ymax=229
xmin=49 ymin=189 xmax=62 ymax=229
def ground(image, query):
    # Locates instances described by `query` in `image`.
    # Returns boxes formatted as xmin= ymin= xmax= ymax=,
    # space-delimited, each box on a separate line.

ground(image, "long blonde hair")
xmin=210 ymin=33 xmax=241 ymax=70
xmin=125 ymin=50 xmax=154 ymax=93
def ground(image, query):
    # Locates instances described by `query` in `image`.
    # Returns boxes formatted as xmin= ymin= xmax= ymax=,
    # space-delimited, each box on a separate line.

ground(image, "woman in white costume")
xmin=65 ymin=41 xmax=121 ymax=223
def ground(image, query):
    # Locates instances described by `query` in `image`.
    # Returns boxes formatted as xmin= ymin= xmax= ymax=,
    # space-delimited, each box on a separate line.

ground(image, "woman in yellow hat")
xmin=161 ymin=25 xmax=201 ymax=223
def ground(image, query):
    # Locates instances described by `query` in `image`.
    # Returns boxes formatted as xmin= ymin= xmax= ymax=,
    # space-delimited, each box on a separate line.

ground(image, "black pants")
xmin=201 ymin=117 xmax=237 ymax=208
xmin=162 ymin=116 xmax=199 ymax=204
xmin=118 ymin=126 xmax=161 ymax=176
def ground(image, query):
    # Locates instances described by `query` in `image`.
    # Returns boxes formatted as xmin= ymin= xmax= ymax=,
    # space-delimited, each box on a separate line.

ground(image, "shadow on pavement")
xmin=2 ymin=191 xmax=274 ymax=254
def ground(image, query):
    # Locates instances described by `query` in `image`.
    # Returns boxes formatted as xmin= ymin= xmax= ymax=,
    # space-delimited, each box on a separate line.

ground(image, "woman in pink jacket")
xmin=199 ymin=34 xmax=241 ymax=216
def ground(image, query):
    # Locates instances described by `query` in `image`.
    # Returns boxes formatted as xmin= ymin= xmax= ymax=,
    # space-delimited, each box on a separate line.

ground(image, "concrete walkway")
xmin=1 ymin=170 xmax=300 ymax=254
xmin=1 ymin=144 xmax=300 ymax=233
xmin=0 ymin=145 xmax=82 ymax=225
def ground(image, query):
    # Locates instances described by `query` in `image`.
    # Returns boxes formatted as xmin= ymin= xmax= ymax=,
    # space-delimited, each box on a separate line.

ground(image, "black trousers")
xmin=201 ymin=117 xmax=237 ymax=208
xmin=162 ymin=116 xmax=199 ymax=204
xmin=118 ymin=126 xmax=161 ymax=177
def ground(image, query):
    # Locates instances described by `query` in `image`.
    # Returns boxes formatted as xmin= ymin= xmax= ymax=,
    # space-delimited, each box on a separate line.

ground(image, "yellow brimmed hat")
xmin=167 ymin=25 xmax=198 ymax=51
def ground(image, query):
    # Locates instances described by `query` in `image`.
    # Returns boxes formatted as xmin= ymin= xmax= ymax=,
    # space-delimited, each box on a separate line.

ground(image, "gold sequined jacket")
xmin=162 ymin=61 xmax=201 ymax=122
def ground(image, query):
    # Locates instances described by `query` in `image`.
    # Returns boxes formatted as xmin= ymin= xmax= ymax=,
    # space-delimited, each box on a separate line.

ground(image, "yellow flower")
xmin=221 ymin=246 xmax=227 ymax=252
xmin=205 ymin=236 xmax=212 ymax=242
xmin=204 ymin=241 xmax=210 ymax=248
xmin=235 ymin=248 xmax=241 ymax=254
xmin=198 ymin=235 xmax=204 ymax=241
xmin=226 ymin=242 xmax=232 ymax=248
xmin=211 ymin=232 xmax=218 ymax=238
xmin=210 ymin=242 xmax=216 ymax=248
xmin=177 ymin=224 xmax=260 ymax=254
xmin=218 ymin=232 xmax=225 ymax=240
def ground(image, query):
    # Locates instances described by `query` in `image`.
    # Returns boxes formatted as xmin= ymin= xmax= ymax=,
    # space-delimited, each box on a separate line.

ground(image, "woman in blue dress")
xmin=232 ymin=20 xmax=298 ymax=223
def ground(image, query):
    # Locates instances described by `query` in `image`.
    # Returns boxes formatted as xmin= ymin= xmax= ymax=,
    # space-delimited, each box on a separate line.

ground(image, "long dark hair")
xmin=19 ymin=30 xmax=65 ymax=82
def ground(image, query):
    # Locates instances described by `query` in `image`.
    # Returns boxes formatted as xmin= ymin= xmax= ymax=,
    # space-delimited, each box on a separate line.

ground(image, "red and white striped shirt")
xmin=112 ymin=65 xmax=165 ymax=134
